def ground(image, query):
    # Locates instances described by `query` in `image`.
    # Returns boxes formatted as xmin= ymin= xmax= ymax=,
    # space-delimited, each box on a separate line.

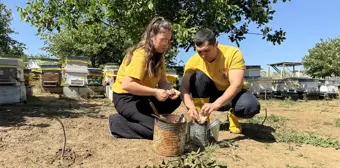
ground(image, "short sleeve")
xmin=124 ymin=49 xmax=147 ymax=80
xmin=183 ymin=57 xmax=196 ymax=77
xmin=228 ymin=49 xmax=246 ymax=70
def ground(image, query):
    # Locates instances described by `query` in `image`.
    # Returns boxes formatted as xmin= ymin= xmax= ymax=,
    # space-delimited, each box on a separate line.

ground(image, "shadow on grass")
xmin=219 ymin=122 xmax=277 ymax=144
xmin=0 ymin=95 xmax=107 ymax=127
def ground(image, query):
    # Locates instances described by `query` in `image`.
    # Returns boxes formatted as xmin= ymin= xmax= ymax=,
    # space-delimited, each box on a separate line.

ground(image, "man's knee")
xmin=233 ymin=91 xmax=260 ymax=118
xmin=190 ymin=70 xmax=213 ymax=86
xmin=189 ymin=70 xmax=215 ymax=98
xmin=190 ymin=70 xmax=209 ymax=80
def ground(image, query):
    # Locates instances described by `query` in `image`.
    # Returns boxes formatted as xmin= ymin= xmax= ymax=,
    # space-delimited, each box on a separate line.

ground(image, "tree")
xmin=18 ymin=0 xmax=290 ymax=64
xmin=302 ymin=38 xmax=340 ymax=78
xmin=40 ymin=23 xmax=133 ymax=67
xmin=0 ymin=2 xmax=26 ymax=57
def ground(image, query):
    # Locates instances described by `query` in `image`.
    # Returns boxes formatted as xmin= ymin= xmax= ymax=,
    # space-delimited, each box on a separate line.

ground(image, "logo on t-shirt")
xmin=219 ymin=68 xmax=227 ymax=80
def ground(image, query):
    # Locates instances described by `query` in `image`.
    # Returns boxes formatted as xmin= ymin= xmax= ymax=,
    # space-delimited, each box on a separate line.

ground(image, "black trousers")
xmin=109 ymin=91 xmax=181 ymax=139
xmin=190 ymin=70 xmax=260 ymax=118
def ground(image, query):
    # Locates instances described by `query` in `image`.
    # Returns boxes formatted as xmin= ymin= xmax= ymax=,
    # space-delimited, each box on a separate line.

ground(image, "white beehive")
xmin=245 ymin=65 xmax=261 ymax=78
xmin=0 ymin=58 xmax=25 ymax=85
xmin=0 ymin=85 xmax=26 ymax=105
xmin=64 ymin=56 xmax=89 ymax=87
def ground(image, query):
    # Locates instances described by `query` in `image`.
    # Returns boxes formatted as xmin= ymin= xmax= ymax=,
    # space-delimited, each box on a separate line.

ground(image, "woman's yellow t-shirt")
xmin=112 ymin=48 xmax=166 ymax=94
xmin=183 ymin=44 xmax=246 ymax=91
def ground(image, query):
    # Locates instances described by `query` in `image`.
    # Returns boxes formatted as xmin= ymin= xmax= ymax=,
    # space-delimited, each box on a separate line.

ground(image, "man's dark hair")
xmin=193 ymin=28 xmax=216 ymax=46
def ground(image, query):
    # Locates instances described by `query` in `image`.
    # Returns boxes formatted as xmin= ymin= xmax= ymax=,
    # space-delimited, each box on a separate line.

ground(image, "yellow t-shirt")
xmin=112 ymin=48 xmax=166 ymax=94
xmin=184 ymin=44 xmax=245 ymax=91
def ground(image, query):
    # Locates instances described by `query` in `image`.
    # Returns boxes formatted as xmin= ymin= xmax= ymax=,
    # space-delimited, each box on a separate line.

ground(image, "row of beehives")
xmin=244 ymin=77 xmax=340 ymax=100
xmin=26 ymin=57 xmax=184 ymax=100
xmin=26 ymin=57 xmax=119 ymax=88
xmin=0 ymin=58 xmax=31 ymax=105
xmin=0 ymin=57 xmax=121 ymax=100
xmin=28 ymin=58 xmax=120 ymax=98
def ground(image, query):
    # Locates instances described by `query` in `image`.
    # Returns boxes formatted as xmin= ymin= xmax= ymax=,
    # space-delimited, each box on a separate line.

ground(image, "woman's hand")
xmin=167 ymin=88 xmax=181 ymax=100
xmin=154 ymin=89 xmax=170 ymax=101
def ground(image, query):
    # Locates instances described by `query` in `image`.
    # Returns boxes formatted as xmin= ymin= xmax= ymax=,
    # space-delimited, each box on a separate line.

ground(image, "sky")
xmin=3 ymin=0 xmax=340 ymax=71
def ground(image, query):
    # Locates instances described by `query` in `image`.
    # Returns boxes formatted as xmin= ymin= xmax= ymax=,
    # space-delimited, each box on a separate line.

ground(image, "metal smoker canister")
xmin=189 ymin=121 xmax=209 ymax=147
xmin=189 ymin=119 xmax=222 ymax=147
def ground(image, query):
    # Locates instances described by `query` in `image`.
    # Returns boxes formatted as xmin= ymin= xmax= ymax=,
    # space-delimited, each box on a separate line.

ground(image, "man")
xmin=180 ymin=28 xmax=260 ymax=134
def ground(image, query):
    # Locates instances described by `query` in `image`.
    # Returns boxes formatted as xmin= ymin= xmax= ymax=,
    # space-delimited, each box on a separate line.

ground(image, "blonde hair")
xmin=125 ymin=17 xmax=173 ymax=77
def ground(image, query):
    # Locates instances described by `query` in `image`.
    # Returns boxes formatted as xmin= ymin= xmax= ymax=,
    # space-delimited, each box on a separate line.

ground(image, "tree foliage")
xmin=0 ymin=2 xmax=26 ymax=57
xmin=41 ymin=25 xmax=180 ymax=67
xmin=18 ymin=0 xmax=290 ymax=66
xmin=302 ymin=38 xmax=340 ymax=78
xmin=40 ymin=23 xmax=132 ymax=67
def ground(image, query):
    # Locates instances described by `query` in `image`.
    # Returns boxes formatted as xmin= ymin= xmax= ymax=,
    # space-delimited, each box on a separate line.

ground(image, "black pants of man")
xmin=190 ymin=70 xmax=260 ymax=118
xmin=109 ymin=92 xmax=181 ymax=139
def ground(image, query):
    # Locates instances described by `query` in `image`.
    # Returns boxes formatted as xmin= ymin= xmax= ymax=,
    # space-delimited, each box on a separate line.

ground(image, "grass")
xmin=137 ymin=146 xmax=228 ymax=168
xmin=336 ymin=119 xmax=340 ymax=127
xmin=136 ymin=138 xmax=240 ymax=168
xmin=321 ymin=109 xmax=330 ymax=113
xmin=252 ymin=101 xmax=340 ymax=150
xmin=275 ymin=131 xmax=340 ymax=149
xmin=264 ymin=143 xmax=270 ymax=149
xmin=245 ymin=113 xmax=340 ymax=149
xmin=288 ymin=146 xmax=295 ymax=151
xmin=286 ymin=164 xmax=304 ymax=168
xmin=246 ymin=114 xmax=286 ymax=129
xmin=276 ymin=97 xmax=299 ymax=107
xmin=104 ymin=98 xmax=113 ymax=105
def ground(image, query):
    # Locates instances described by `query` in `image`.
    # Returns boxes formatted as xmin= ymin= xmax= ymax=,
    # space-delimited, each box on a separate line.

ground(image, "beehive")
xmin=0 ymin=58 xmax=25 ymax=85
xmin=40 ymin=64 xmax=62 ymax=87
xmin=64 ymin=57 xmax=89 ymax=87
xmin=103 ymin=63 xmax=119 ymax=85
xmin=88 ymin=68 xmax=103 ymax=86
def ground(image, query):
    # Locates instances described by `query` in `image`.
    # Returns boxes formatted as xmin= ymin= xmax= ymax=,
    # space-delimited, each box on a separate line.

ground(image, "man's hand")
xmin=200 ymin=102 xmax=221 ymax=116
xmin=187 ymin=107 xmax=200 ymax=120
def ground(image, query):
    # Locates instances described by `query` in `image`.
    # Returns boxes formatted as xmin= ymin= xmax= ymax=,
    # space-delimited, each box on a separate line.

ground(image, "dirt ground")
xmin=1 ymin=92 xmax=340 ymax=168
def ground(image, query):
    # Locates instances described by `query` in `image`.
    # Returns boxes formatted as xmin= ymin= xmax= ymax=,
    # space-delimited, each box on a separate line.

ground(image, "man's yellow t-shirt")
xmin=112 ymin=48 xmax=166 ymax=94
xmin=184 ymin=44 xmax=245 ymax=91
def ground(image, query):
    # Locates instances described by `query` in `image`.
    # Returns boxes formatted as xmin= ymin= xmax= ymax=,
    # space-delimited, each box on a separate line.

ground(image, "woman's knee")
xmin=163 ymin=97 xmax=182 ymax=114
xmin=233 ymin=91 xmax=260 ymax=118
xmin=174 ymin=96 xmax=182 ymax=106
xmin=173 ymin=97 xmax=182 ymax=109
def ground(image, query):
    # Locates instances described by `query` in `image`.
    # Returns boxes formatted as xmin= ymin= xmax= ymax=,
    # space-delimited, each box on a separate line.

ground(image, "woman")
xmin=108 ymin=17 xmax=181 ymax=139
